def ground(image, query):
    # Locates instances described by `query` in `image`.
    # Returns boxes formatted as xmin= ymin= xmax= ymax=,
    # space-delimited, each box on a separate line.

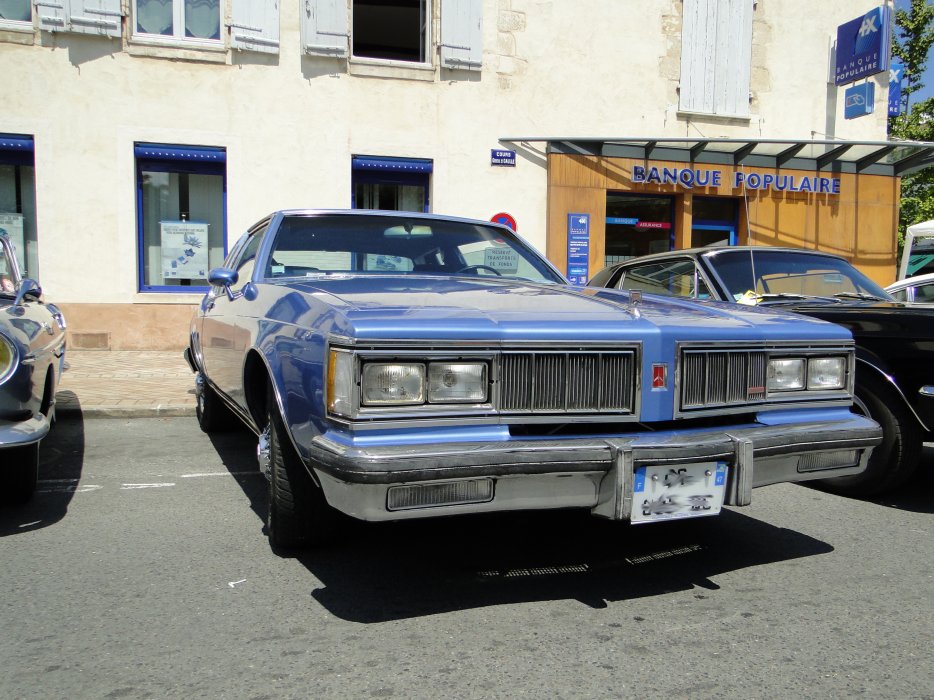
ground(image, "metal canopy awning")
xmin=498 ymin=137 xmax=934 ymax=177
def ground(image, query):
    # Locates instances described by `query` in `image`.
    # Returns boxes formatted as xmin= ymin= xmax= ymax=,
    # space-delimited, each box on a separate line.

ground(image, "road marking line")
xmin=37 ymin=484 xmax=102 ymax=494
xmin=121 ymin=483 xmax=176 ymax=489
xmin=180 ymin=472 xmax=260 ymax=478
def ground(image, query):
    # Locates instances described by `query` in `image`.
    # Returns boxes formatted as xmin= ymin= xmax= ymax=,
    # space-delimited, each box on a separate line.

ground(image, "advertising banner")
xmin=160 ymin=221 xmax=209 ymax=281
xmin=567 ymin=214 xmax=590 ymax=285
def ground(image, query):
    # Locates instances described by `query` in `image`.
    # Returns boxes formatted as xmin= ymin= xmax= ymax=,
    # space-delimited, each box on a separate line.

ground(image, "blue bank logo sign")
xmin=845 ymin=82 xmax=875 ymax=120
xmin=835 ymin=5 xmax=891 ymax=86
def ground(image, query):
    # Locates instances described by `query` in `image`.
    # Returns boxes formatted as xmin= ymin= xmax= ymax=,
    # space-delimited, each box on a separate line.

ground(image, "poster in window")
xmin=161 ymin=221 xmax=209 ymax=281
xmin=0 ymin=213 xmax=26 ymax=273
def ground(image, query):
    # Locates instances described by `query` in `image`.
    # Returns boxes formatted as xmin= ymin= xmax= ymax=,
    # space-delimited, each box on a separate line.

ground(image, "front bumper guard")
xmin=304 ymin=414 xmax=881 ymax=521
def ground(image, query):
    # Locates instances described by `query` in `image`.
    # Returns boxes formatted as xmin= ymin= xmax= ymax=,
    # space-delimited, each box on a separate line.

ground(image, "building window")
xmin=135 ymin=143 xmax=227 ymax=293
xmin=351 ymin=156 xmax=431 ymax=212
xmin=133 ymin=0 xmax=221 ymax=41
xmin=0 ymin=135 xmax=39 ymax=280
xmin=692 ymin=196 xmax=738 ymax=247
xmin=605 ymin=194 xmax=674 ymax=266
xmin=353 ymin=0 xmax=427 ymax=63
xmin=679 ymin=0 xmax=754 ymax=117
xmin=0 ymin=0 xmax=31 ymax=25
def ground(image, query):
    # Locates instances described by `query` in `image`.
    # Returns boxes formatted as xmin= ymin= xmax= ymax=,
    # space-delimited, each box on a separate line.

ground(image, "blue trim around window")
xmin=0 ymin=134 xmax=35 ymax=167
xmin=351 ymin=156 xmax=433 ymax=173
xmin=351 ymin=156 xmax=432 ymax=212
xmin=693 ymin=221 xmax=738 ymax=245
xmin=135 ymin=143 xmax=228 ymax=293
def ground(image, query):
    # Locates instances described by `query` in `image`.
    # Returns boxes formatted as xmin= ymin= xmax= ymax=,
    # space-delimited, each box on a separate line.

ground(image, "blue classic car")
xmin=186 ymin=210 xmax=881 ymax=549
xmin=0 ymin=231 xmax=66 ymax=504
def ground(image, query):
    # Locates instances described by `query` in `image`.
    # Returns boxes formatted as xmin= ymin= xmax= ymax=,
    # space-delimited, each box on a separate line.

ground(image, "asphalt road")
xmin=1 ymin=416 xmax=932 ymax=699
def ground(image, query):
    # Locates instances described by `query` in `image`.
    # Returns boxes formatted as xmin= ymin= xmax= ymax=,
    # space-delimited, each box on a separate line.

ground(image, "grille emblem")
xmin=652 ymin=364 xmax=668 ymax=390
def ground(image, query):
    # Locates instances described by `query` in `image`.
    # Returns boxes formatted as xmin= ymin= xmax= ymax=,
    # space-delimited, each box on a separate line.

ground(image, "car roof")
xmin=604 ymin=245 xmax=847 ymax=268
xmin=885 ymin=272 xmax=934 ymax=291
xmin=271 ymin=208 xmax=507 ymax=229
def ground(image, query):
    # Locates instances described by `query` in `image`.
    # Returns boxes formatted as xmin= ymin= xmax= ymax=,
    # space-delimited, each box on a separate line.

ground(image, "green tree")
xmin=889 ymin=0 xmax=934 ymax=233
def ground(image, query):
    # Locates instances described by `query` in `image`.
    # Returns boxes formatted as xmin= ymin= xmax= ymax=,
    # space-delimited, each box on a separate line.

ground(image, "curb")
xmin=55 ymin=404 xmax=197 ymax=419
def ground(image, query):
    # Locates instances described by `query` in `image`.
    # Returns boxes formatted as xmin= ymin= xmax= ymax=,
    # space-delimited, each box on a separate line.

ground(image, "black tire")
xmin=817 ymin=373 xmax=922 ymax=496
xmin=195 ymin=373 xmax=237 ymax=433
xmin=0 ymin=442 xmax=39 ymax=505
xmin=266 ymin=390 xmax=339 ymax=550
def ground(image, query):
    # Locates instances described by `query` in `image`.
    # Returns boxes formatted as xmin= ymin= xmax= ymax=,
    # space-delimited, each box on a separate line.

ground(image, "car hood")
xmin=263 ymin=277 xmax=850 ymax=342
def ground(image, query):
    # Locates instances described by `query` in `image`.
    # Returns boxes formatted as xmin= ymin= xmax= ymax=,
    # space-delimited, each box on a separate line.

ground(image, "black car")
xmin=588 ymin=246 xmax=934 ymax=496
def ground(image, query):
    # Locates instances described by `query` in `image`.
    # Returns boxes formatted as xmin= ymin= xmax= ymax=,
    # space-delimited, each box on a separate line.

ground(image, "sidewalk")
xmin=55 ymin=350 xmax=197 ymax=418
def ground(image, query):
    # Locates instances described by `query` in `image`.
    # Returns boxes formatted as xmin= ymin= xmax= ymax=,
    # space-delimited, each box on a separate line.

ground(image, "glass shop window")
xmin=0 ymin=135 xmax=39 ymax=280
xmin=135 ymin=143 xmax=226 ymax=292
xmin=692 ymin=196 xmax=737 ymax=248
xmin=0 ymin=0 xmax=31 ymax=27
xmin=351 ymin=155 xmax=431 ymax=212
xmin=604 ymin=193 xmax=674 ymax=266
xmin=133 ymin=0 xmax=221 ymax=41
xmin=353 ymin=0 xmax=427 ymax=63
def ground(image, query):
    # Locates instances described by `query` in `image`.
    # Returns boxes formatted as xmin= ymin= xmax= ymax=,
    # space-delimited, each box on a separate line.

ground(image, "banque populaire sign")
xmin=632 ymin=165 xmax=841 ymax=195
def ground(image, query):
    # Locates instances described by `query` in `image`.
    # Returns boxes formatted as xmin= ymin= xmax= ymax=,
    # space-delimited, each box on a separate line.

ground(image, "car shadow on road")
xmin=293 ymin=507 xmax=832 ymax=623
xmin=201 ymin=427 xmax=836 ymax=623
xmin=0 ymin=391 xmax=85 ymax=537
xmin=863 ymin=446 xmax=934 ymax=514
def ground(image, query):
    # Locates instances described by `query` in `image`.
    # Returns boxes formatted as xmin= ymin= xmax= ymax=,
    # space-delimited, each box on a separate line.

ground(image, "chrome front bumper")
xmin=0 ymin=414 xmax=51 ymax=449
xmin=305 ymin=414 xmax=882 ymax=522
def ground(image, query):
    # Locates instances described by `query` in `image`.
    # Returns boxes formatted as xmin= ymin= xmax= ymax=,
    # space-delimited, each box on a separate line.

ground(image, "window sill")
xmin=349 ymin=58 xmax=435 ymax=82
xmin=0 ymin=23 xmax=36 ymax=45
xmin=134 ymin=292 xmax=206 ymax=304
xmin=675 ymin=109 xmax=753 ymax=124
xmin=127 ymin=35 xmax=227 ymax=63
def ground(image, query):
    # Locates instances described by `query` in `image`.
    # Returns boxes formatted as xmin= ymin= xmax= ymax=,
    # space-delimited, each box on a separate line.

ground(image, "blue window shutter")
xmin=301 ymin=0 xmax=348 ymax=57
xmin=440 ymin=0 xmax=482 ymax=70
xmin=35 ymin=0 xmax=67 ymax=31
xmin=67 ymin=0 xmax=122 ymax=37
xmin=679 ymin=0 xmax=752 ymax=117
xmin=231 ymin=0 xmax=280 ymax=53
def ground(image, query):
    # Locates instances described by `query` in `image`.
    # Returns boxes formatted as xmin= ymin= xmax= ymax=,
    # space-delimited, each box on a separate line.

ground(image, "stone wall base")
xmin=57 ymin=303 xmax=198 ymax=351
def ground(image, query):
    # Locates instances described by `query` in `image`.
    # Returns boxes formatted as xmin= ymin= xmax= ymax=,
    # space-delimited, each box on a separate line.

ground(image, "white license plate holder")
xmin=630 ymin=461 xmax=728 ymax=524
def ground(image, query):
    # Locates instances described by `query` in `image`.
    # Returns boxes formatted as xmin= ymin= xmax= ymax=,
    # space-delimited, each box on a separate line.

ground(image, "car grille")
xmin=680 ymin=348 xmax=767 ymax=410
xmin=499 ymin=351 xmax=636 ymax=413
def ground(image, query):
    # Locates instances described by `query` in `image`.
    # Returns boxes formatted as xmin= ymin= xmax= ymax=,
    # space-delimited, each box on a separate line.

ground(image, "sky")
xmin=893 ymin=0 xmax=933 ymax=107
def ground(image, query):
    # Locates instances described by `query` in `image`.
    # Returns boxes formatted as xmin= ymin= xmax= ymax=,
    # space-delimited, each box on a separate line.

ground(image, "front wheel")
xmin=195 ymin=373 xmax=237 ymax=433
xmin=265 ymin=389 xmax=339 ymax=550
xmin=816 ymin=373 xmax=922 ymax=496
xmin=0 ymin=442 xmax=39 ymax=505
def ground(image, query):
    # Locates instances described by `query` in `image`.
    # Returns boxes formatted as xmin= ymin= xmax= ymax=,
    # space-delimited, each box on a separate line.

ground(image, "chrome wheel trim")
xmin=257 ymin=426 xmax=271 ymax=480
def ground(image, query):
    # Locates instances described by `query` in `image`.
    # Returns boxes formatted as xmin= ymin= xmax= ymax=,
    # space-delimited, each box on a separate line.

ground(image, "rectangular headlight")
xmin=327 ymin=349 xmax=354 ymax=416
xmin=362 ymin=363 xmax=425 ymax=405
xmin=807 ymin=357 xmax=846 ymax=390
xmin=767 ymin=358 xmax=805 ymax=391
xmin=428 ymin=362 xmax=488 ymax=403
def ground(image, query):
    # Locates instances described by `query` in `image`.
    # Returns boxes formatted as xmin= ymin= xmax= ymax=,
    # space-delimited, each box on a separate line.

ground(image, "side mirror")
xmin=208 ymin=267 xmax=241 ymax=301
xmin=13 ymin=278 xmax=41 ymax=306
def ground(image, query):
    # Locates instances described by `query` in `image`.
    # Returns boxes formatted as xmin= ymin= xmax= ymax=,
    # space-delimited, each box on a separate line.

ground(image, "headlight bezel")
xmin=327 ymin=345 xmax=493 ymax=419
xmin=767 ymin=355 xmax=848 ymax=393
xmin=0 ymin=332 xmax=19 ymax=387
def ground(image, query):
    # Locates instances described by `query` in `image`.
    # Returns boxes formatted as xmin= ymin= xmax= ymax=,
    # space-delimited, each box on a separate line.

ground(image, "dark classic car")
xmin=186 ymin=211 xmax=881 ymax=550
xmin=0 ymin=230 xmax=66 ymax=504
xmin=588 ymin=246 xmax=934 ymax=496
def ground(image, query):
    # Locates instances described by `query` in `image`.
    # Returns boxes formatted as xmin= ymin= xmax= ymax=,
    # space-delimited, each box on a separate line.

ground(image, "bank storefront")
xmin=522 ymin=138 xmax=934 ymax=287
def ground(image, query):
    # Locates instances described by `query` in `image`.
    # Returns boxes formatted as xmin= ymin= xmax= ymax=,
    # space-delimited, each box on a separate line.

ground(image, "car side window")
xmin=230 ymin=228 xmax=265 ymax=292
xmin=618 ymin=260 xmax=709 ymax=299
xmin=890 ymin=288 xmax=908 ymax=302
xmin=914 ymin=284 xmax=934 ymax=302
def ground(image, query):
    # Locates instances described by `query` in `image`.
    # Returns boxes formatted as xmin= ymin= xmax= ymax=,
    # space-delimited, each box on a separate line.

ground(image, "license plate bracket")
xmin=630 ymin=461 xmax=728 ymax=524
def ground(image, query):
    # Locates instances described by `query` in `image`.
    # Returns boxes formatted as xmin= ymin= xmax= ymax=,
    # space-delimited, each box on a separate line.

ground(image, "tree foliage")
xmin=889 ymin=0 xmax=934 ymax=233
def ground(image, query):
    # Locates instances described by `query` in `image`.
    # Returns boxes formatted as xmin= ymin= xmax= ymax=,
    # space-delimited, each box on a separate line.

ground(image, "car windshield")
xmin=0 ymin=238 xmax=19 ymax=297
xmin=706 ymin=249 xmax=894 ymax=302
xmin=263 ymin=214 xmax=564 ymax=284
